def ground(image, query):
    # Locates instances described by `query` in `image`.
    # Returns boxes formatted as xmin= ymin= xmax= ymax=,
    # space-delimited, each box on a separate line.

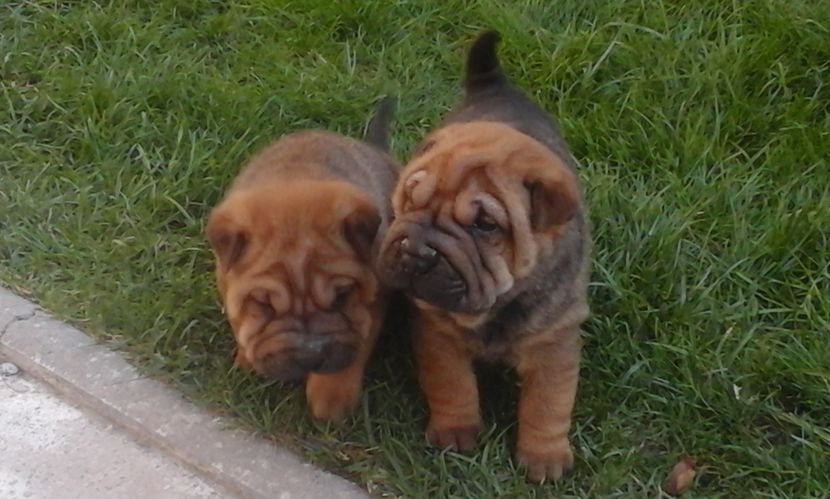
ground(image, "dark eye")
xmin=471 ymin=214 xmax=499 ymax=233
xmin=251 ymin=290 xmax=270 ymax=306
xmin=249 ymin=290 xmax=274 ymax=316
xmin=332 ymin=285 xmax=354 ymax=309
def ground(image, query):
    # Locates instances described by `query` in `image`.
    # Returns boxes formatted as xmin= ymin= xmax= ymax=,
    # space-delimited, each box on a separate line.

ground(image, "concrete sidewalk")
xmin=0 ymin=287 xmax=368 ymax=499
xmin=0 ymin=368 xmax=224 ymax=498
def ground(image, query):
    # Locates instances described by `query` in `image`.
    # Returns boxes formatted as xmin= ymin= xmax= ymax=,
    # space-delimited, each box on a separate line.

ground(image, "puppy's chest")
xmin=462 ymin=300 xmax=533 ymax=360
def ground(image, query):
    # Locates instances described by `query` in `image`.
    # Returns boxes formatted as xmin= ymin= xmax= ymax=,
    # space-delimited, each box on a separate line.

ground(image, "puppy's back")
xmin=443 ymin=31 xmax=577 ymax=172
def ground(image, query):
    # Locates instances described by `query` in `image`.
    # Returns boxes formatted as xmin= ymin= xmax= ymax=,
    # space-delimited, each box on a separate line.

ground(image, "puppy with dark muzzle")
xmin=377 ymin=32 xmax=590 ymax=482
xmin=207 ymin=100 xmax=399 ymax=421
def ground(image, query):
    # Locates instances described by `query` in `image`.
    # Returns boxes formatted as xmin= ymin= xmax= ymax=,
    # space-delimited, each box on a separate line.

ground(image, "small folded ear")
xmin=206 ymin=207 xmax=248 ymax=271
xmin=524 ymin=167 xmax=580 ymax=232
xmin=342 ymin=201 xmax=382 ymax=262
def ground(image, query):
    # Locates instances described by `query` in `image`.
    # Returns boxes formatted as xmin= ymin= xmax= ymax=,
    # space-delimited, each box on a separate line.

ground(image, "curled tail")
xmin=363 ymin=96 xmax=396 ymax=151
xmin=464 ymin=30 xmax=508 ymax=92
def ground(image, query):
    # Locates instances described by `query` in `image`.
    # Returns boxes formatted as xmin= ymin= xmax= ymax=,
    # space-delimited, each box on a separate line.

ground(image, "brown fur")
xmin=377 ymin=32 xmax=590 ymax=482
xmin=208 ymin=130 xmax=398 ymax=421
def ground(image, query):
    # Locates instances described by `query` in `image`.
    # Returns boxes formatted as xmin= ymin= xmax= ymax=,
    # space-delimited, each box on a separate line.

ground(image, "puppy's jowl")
xmin=207 ymin=102 xmax=398 ymax=421
xmin=378 ymin=33 xmax=590 ymax=482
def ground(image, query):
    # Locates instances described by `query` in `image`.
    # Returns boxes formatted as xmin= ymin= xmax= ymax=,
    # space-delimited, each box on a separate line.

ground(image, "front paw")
xmin=426 ymin=420 xmax=482 ymax=453
xmin=515 ymin=437 xmax=574 ymax=483
xmin=305 ymin=374 xmax=361 ymax=422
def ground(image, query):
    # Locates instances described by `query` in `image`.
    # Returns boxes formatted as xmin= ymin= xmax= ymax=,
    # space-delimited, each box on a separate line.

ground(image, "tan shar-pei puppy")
xmin=377 ymin=32 xmax=590 ymax=482
xmin=207 ymin=101 xmax=399 ymax=421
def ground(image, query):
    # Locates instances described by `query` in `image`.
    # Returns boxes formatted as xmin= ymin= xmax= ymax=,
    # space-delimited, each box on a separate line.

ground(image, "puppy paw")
xmin=426 ymin=421 xmax=482 ymax=453
xmin=515 ymin=437 xmax=574 ymax=483
xmin=305 ymin=373 xmax=361 ymax=422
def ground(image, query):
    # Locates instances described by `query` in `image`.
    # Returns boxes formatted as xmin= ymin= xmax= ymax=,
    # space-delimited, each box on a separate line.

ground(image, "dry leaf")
xmin=663 ymin=456 xmax=696 ymax=495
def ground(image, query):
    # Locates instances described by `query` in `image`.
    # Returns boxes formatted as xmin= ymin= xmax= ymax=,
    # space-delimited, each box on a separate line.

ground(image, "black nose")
xmin=293 ymin=336 xmax=332 ymax=371
xmin=399 ymin=237 xmax=439 ymax=275
xmin=294 ymin=354 xmax=324 ymax=371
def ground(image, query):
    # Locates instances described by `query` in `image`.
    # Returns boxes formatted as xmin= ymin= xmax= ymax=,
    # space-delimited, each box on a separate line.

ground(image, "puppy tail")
xmin=363 ymin=96 xmax=396 ymax=151
xmin=464 ymin=30 xmax=508 ymax=92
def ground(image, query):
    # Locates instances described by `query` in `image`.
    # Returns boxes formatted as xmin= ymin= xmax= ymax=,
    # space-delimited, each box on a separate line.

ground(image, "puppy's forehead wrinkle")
xmin=234 ymin=231 xmax=367 ymax=312
xmin=406 ymin=169 xmax=428 ymax=189
xmin=400 ymin=144 xmax=480 ymax=206
xmin=473 ymin=193 xmax=508 ymax=224
xmin=404 ymin=168 xmax=439 ymax=210
xmin=453 ymin=176 xmax=509 ymax=227
xmin=399 ymin=129 xmax=544 ymax=218
xmin=444 ymin=151 xmax=489 ymax=189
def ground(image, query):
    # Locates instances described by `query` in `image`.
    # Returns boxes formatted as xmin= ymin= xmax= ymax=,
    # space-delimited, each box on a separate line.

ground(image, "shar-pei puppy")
xmin=377 ymin=32 xmax=590 ymax=482
xmin=207 ymin=100 xmax=399 ymax=421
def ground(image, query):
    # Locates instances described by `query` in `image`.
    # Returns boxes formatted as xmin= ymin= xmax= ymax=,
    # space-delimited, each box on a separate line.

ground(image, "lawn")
xmin=2 ymin=0 xmax=829 ymax=496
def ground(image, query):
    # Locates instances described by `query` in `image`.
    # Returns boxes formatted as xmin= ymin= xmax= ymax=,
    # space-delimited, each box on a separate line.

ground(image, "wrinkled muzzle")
xmin=378 ymin=220 xmax=494 ymax=314
xmin=238 ymin=314 xmax=359 ymax=382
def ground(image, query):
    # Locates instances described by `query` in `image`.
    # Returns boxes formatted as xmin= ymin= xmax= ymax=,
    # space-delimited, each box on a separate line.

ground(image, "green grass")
xmin=2 ymin=0 xmax=829 ymax=496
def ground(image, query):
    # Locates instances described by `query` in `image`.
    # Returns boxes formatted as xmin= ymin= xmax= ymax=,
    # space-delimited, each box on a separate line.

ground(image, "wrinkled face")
xmin=207 ymin=181 xmax=381 ymax=381
xmin=377 ymin=122 xmax=579 ymax=315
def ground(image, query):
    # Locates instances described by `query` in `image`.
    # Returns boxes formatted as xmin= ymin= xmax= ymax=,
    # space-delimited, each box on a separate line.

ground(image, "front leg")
xmin=514 ymin=329 xmax=582 ymax=482
xmin=414 ymin=314 xmax=482 ymax=452
xmin=305 ymin=351 xmax=367 ymax=422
